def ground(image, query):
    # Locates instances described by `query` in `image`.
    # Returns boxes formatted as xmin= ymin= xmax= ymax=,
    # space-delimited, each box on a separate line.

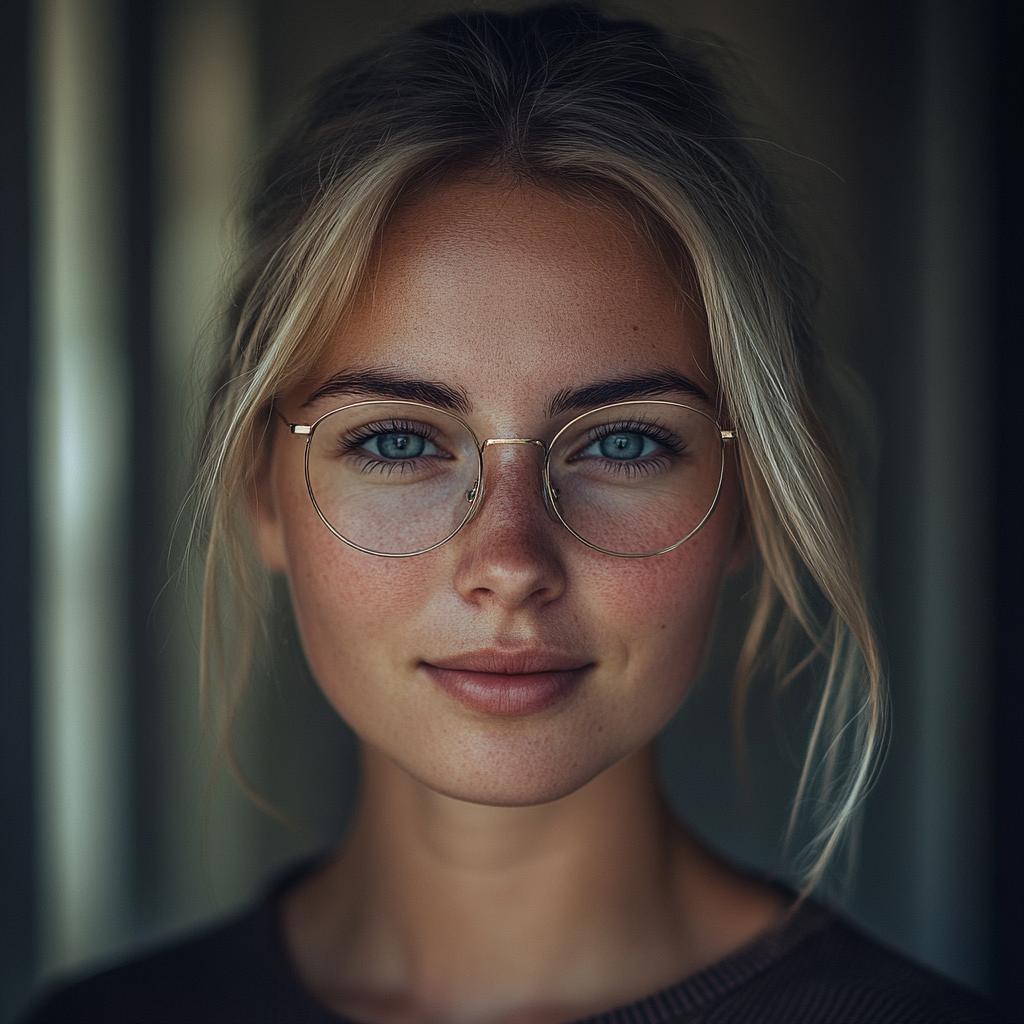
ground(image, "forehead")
xmin=316 ymin=178 xmax=715 ymax=406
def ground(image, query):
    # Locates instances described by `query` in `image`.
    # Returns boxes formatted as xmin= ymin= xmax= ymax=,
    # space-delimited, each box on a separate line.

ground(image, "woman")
xmin=27 ymin=4 xmax=998 ymax=1022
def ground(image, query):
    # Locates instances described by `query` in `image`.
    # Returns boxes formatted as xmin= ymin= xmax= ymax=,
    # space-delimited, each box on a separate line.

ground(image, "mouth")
xmin=422 ymin=651 xmax=592 ymax=716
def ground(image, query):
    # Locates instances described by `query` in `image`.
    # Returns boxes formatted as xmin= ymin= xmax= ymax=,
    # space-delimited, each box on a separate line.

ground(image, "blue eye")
xmin=584 ymin=431 xmax=660 ymax=460
xmin=362 ymin=431 xmax=438 ymax=459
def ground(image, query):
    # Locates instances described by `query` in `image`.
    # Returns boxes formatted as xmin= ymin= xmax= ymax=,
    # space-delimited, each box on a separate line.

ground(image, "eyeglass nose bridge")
xmin=482 ymin=437 xmax=547 ymax=448
xmin=464 ymin=436 xmax=560 ymax=526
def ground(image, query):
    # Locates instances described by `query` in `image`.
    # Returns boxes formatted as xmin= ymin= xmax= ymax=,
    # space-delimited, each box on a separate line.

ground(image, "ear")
xmin=249 ymin=441 xmax=289 ymax=574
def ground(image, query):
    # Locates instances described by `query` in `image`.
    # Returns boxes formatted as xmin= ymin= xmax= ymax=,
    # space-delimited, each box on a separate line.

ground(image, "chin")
xmin=390 ymin=723 xmax=632 ymax=807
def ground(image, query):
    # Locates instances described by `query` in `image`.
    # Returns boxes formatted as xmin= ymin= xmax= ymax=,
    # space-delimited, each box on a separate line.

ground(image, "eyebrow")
xmin=302 ymin=364 xmax=712 ymax=419
xmin=304 ymin=368 xmax=472 ymax=413
xmin=546 ymin=368 xmax=712 ymax=417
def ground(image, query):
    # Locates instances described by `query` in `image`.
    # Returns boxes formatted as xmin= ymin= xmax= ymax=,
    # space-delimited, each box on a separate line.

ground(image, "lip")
xmin=423 ymin=650 xmax=591 ymax=715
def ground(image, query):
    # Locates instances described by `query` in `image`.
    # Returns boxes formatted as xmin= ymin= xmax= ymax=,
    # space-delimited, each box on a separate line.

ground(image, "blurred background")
xmin=1 ymin=0 xmax=1021 ymax=1020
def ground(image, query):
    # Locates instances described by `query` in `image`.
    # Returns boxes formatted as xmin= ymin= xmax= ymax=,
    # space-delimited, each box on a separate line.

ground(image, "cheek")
xmin=288 ymin=543 xmax=420 ymax=655
xmin=275 ymin=470 xmax=437 ymax=715
xmin=577 ymin=516 xmax=738 ymax=713
xmin=568 ymin=455 xmax=742 ymax=630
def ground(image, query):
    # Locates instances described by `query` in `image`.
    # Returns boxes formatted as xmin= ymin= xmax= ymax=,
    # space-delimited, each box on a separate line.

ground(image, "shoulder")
xmin=713 ymin=902 xmax=1002 ymax=1024
xmin=22 ymin=864 xmax=338 ymax=1024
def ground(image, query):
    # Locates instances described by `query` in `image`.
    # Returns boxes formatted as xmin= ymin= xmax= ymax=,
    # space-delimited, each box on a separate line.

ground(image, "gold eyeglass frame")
xmin=281 ymin=399 xmax=737 ymax=558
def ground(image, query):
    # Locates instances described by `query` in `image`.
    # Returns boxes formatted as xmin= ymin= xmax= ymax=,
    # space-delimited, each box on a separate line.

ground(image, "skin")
xmin=254 ymin=179 xmax=784 ymax=1024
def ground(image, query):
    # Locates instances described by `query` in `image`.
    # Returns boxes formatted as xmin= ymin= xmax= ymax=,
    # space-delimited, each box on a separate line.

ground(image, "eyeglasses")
xmin=281 ymin=400 xmax=736 ymax=558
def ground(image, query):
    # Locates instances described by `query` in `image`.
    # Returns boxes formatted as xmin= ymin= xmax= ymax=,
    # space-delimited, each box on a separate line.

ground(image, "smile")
xmin=422 ymin=651 xmax=592 ymax=715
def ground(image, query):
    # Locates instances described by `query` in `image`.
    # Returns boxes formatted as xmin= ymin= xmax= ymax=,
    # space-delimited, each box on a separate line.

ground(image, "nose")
xmin=452 ymin=441 xmax=566 ymax=609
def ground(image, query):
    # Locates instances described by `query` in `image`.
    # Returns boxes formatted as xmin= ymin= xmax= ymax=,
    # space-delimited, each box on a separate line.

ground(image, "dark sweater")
xmin=24 ymin=865 xmax=1000 ymax=1024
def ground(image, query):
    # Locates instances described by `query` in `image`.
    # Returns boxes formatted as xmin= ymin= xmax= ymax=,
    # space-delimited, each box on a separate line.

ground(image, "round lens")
xmin=304 ymin=402 xmax=481 ymax=556
xmin=546 ymin=401 xmax=726 ymax=556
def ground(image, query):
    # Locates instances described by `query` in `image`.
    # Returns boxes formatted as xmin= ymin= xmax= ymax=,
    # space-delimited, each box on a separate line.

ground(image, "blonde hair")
xmin=195 ymin=3 xmax=885 ymax=891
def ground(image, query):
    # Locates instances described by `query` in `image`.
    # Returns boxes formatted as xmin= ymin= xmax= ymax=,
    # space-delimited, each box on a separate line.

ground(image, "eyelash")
xmin=587 ymin=419 xmax=683 ymax=453
xmin=578 ymin=419 xmax=685 ymax=476
xmin=337 ymin=420 xmax=447 ymax=476
xmin=340 ymin=419 xmax=439 ymax=446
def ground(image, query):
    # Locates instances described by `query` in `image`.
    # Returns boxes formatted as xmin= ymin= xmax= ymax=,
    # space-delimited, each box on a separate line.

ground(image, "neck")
xmin=284 ymin=743 xmax=782 ymax=1024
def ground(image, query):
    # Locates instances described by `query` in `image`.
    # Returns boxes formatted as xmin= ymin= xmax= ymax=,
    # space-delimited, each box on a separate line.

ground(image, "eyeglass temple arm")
xmin=273 ymin=406 xmax=311 ymax=435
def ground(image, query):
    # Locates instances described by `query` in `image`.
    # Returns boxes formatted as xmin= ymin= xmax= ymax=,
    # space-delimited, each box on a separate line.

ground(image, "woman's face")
xmin=257 ymin=179 xmax=747 ymax=806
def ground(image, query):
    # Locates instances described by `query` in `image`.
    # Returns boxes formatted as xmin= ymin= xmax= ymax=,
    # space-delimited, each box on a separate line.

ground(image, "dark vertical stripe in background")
xmin=0 ymin=0 xmax=37 ymax=1021
xmin=993 ymin=1 xmax=1024 ymax=1019
xmin=120 ymin=0 xmax=161 ymax=939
